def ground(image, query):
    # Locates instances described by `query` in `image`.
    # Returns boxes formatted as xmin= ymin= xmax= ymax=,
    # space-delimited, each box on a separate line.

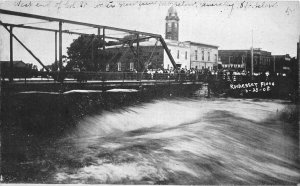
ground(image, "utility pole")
xmin=102 ymin=27 xmax=105 ymax=51
xmin=9 ymin=26 xmax=13 ymax=82
xmin=251 ymin=29 xmax=254 ymax=76
xmin=243 ymin=53 xmax=247 ymax=72
xmin=297 ymin=35 xmax=300 ymax=104
xmin=137 ymin=34 xmax=139 ymax=71
xmin=91 ymin=35 xmax=94 ymax=69
xmin=59 ymin=21 xmax=62 ymax=71
xmin=273 ymin=55 xmax=275 ymax=73
xmin=55 ymin=31 xmax=57 ymax=70
xmin=97 ymin=28 xmax=101 ymax=70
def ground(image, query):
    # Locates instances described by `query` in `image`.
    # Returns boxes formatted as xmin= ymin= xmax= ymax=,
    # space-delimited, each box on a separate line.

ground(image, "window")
xmin=185 ymin=51 xmax=187 ymax=60
xmin=167 ymin=64 xmax=170 ymax=69
xmin=177 ymin=50 xmax=180 ymax=59
xmin=195 ymin=50 xmax=198 ymax=60
xmin=167 ymin=23 xmax=172 ymax=32
xmin=130 ymin=62 xmax=134 ymax=71
xmin=106 ymin=64 xmax=109 ymax=71
xmin=202 ymin=51 xmax=204 ymax=60
xmin=208 ymin=52 xmax=210 ymax=61
xmin=117 ymin=62 xmax=121 ymax=71
xmin=215 ymin=54 xmax=217 ymax=62
xmin=229 ymin=56 xmax=233 ymax=64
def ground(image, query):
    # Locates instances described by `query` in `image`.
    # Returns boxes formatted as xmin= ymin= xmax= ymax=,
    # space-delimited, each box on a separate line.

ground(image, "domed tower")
xmin=165 ymin=6 xmax=179 ymax=41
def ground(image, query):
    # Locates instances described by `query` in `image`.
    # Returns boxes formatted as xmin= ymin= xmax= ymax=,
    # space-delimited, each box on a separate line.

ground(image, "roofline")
xmin=219 ymin=49 xmax=271 ymax=52
xmin=185 ymin=41 xmax=219 ymax=48
xmin=272 ymin=54 xmax=290 ymax=57
xmin=219 ymin=49 xmax=251 ymax=51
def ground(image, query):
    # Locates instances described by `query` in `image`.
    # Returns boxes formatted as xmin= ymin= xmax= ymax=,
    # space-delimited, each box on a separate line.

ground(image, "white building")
xmin=187 ymin=41 xmax=219 ymax=70
xmin=163 ymin=39 xmax=190 ymax=70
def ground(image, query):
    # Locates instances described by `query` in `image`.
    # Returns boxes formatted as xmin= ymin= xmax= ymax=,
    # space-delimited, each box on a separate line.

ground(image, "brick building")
xmin=219 ymin=49 xmax=273 ymax=73
xmin=105 ymin=39 xmax=191 ymax=71
xmin=105 ymin=40 xmax=164 ymax=71
xmin=272 ymin=54 xmax=292 ymax=74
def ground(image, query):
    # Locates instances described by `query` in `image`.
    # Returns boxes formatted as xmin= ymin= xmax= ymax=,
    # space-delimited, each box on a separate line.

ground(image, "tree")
xmin=65 ymin=34 xmax=151 ymax=72
xmin=65 ymin=35 xmax=113 ymax=71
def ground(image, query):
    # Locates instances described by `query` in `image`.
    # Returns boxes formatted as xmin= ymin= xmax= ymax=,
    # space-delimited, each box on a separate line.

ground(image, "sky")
xmin=0 ymin=0 xmax=299 ymax=68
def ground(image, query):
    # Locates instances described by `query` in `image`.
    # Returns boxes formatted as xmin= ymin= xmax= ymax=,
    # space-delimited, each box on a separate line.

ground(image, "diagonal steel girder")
xmin=1 ymin=23 xmax=49 ymax=71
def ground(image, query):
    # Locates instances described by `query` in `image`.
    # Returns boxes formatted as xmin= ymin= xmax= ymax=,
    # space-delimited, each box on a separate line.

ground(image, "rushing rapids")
xmin=1 ymin=91 xmax=299 ymax=184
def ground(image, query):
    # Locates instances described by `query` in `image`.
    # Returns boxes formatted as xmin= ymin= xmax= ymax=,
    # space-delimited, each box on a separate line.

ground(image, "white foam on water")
xmin=70 ymin=100 xmax=208 ymax=141
xmin=164 ymin=159 xmax=198 ymax=177
xmin=106 ymin=89 xmax=139 ymax=92
xmin=133 ymin=128 xmax=195 ymax=140
xmin=55 ymin=161 xmax=167 ymax=184
xmin=100 ymin=142 xmax=123 ymax=149
xmin=18 ymin=91 xmax=60 ymax=94
xmin=54 ymin=98 xmax=298 ymax=184
xmin=63 ymin=90 xmax=102 ymax=94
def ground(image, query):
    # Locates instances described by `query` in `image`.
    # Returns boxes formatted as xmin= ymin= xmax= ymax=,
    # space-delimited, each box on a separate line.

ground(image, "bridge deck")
xmin=2 ymin=79 xmax=203 ymax=93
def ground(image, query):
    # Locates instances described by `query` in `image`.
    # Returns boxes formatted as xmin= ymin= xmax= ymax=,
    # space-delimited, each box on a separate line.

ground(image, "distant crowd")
xmin=138 ymin=67 xmax=294 ymax=82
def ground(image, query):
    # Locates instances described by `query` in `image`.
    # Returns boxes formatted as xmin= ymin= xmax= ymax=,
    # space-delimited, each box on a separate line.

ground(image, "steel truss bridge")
xmin=0 ymin=9 xmax=177 ymax=83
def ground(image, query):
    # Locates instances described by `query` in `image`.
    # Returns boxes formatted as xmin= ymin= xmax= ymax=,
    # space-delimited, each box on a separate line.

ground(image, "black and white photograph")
xmin=0 ymin=0 xmax=299 ymax=184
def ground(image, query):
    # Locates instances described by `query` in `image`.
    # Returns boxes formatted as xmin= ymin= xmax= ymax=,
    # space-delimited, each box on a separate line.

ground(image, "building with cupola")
xmin=165 ymin=6 xmax=179 ymax=41
xmin=104 ymin=6 xmax=219 ymax=71
xmin=164 ymin=6 xmax=219 ymax=70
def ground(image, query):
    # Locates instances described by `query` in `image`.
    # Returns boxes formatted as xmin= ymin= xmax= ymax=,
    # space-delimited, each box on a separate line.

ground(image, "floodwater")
xmin=1 ymin=91 xmax=299 ymax=184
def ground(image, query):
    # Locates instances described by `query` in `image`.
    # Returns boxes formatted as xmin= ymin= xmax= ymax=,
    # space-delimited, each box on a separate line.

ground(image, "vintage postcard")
xmin=0 ymin=0 xmax=299 ymax=184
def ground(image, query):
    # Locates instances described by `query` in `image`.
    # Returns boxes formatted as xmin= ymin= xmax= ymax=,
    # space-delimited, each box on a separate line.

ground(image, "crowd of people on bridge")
xmin=140 ymin=67 xmax=292 ymax=82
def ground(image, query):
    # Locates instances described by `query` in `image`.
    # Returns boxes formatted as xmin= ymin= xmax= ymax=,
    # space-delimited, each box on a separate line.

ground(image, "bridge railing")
xmin=1 ymin=70 xmax=292 ymax=84
xmin=1 ymin=71 xmax=204 ymax=83
xmin=64 ymin=71 xmax=202 ymax=82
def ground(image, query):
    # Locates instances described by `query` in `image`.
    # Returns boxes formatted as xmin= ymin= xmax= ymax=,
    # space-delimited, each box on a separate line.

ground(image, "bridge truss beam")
xmin=0 ymin=9 xmax=161 ymax=38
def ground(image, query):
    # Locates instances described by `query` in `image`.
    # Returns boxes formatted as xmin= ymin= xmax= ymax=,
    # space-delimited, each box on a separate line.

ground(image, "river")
xmin=1 ymin=91 xmax=299 ymax=184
